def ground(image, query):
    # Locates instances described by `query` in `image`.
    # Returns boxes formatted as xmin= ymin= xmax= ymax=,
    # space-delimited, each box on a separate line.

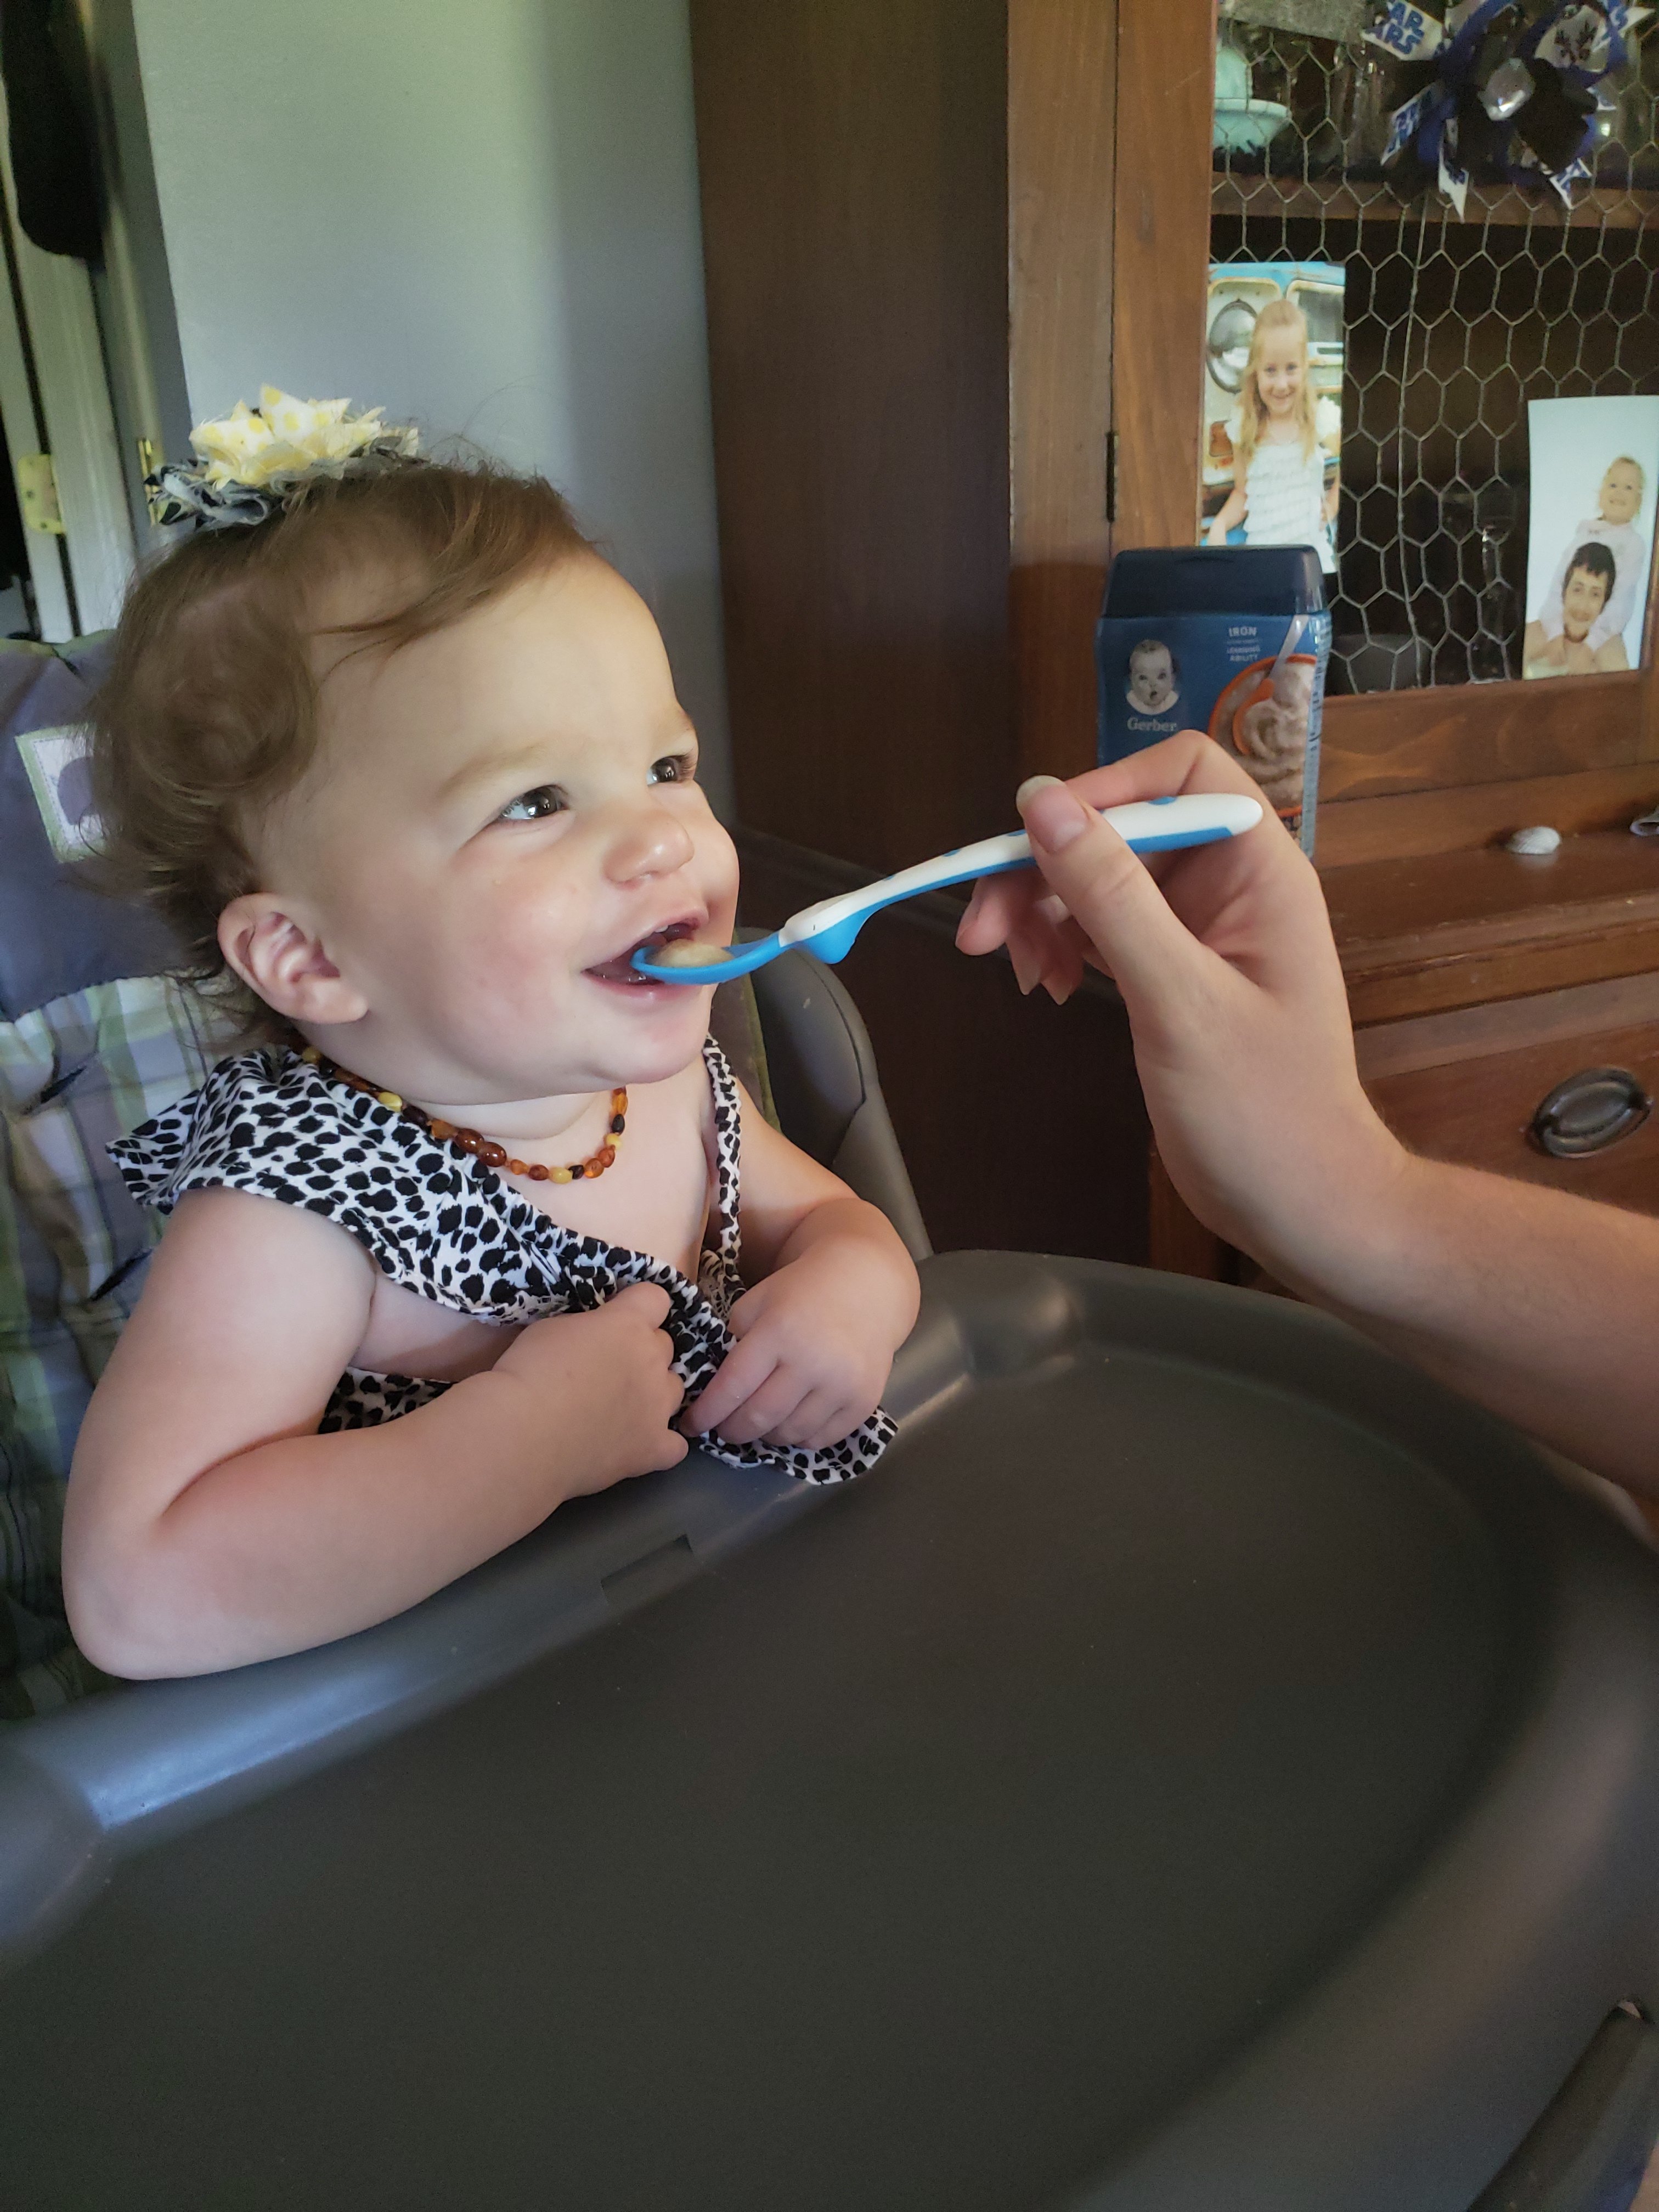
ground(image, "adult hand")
xmin=960 ymin=736 xmax=1659 ymax=1494
xmin=956 ymin=735 xmax=1408 ymax=1283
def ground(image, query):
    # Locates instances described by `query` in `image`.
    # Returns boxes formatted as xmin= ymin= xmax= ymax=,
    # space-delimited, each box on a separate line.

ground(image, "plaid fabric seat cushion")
xmin=1 ymin=975 xmax=231 ymax=1716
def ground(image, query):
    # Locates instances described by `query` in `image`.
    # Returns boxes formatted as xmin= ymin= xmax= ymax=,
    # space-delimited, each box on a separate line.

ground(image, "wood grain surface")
xmin=1110 ymin=0 xmax=1212 ymax=552
xmin=1328 ymin=831 xmax=1659 ymax=1022
xmin=1317 ymin=762 xmax=1659 ymax=867
xmin=1319 ymin=673 xmax=1651 ymax=804
xmin=1008 ymin=0 xmax=1118 ymax=786
xmin=691 ymin=0 xmax=1014 ymax=870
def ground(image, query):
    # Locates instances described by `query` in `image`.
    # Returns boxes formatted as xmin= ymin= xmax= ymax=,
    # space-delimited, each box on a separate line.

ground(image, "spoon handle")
xmin=781 ymin=791 xmax=1262 ymax=953
xmin=633 ymin=791 xmax=1263 ymax=981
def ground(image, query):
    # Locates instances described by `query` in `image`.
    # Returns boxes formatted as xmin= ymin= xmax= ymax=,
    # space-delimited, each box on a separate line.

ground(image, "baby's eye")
xmin=648 ymin=753 xmax=696 ymax=787
xmin=497 ymin=785 xmax=567 ymax=822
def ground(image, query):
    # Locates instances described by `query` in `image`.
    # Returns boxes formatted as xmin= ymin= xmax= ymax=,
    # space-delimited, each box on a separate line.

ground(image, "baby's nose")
xmin=601 ymin=796 xmax=696 ymax=883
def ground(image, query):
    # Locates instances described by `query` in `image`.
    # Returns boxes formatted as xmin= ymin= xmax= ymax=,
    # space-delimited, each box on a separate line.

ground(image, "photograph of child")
xmin=1201 ymin=265 xmax=1345 ymax=576
xmin=1524 ymin=541 xmax=1623 ymax=677
xmin=1126 ymin=638 xmax=1180 ymax=715
xmin=1523 ymin=398 xmax=1659 ymax=680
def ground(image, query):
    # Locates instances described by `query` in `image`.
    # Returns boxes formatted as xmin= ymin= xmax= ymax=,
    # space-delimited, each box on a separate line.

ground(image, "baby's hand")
xmin=686 ymin=1242 xmax=900 ymax=1451
xmin=491 ymin=1283 xmax=688 ymax=1496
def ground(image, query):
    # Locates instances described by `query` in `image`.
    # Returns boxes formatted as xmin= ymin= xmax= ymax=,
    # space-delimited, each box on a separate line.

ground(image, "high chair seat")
xmin=4 ymin=1249 xmax=1659 ymax=2210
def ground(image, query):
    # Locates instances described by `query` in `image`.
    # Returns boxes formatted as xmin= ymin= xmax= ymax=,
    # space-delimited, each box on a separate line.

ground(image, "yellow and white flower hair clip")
xmin=146 ymin=385 xmax=420 ymax=528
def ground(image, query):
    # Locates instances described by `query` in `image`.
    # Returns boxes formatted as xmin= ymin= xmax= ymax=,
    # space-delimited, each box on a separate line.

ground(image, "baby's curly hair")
xmin=89 ymin=460 xmax=592 ymax=1034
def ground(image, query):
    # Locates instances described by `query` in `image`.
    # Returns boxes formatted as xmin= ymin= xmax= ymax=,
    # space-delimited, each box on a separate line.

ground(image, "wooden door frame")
xmin=0 ymin=77 xmax=134 ymax=640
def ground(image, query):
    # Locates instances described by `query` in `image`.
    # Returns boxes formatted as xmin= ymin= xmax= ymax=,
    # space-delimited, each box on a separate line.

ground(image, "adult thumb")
xmin=1017 ymin=776 xmax=1207 ymax=1006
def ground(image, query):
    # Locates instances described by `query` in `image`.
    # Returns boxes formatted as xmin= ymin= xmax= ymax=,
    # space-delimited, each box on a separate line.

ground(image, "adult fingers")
xmin=958 ymin=735 xmax=1252 ymax=960
xmin=1014 ymin=775 xmax=1221 ymax=1014
xmin=957 ymin=871 xmax=1041 ymax=956
xmin=1034 ymin=731 xmax=1261 ymax=813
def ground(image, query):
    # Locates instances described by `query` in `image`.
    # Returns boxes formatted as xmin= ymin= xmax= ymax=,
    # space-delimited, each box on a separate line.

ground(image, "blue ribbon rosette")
xmin=1371 ymin=0 xmax=1645 ymax=210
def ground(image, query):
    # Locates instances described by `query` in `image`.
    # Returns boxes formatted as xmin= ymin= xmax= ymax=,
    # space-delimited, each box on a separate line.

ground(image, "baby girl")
xmin=64 ymin=422 xmax=918 ymax=1678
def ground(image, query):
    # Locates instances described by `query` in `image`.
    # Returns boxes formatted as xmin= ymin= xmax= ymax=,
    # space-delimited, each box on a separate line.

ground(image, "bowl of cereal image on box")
xmin=1209 ymin=654 xmax=1317 ymax=819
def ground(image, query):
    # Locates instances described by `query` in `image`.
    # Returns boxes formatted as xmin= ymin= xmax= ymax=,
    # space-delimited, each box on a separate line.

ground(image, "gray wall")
xmin=129 ymin=0 xmax=733 ymax=813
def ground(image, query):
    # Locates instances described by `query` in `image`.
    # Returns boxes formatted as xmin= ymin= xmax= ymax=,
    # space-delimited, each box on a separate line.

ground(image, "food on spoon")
xmin=649 ymin=938 xmax=734 ymax=968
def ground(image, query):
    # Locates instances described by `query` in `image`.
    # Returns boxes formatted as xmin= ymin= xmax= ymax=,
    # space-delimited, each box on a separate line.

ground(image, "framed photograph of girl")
xmin=1200 ymin=261 xmax=1345 ymax=578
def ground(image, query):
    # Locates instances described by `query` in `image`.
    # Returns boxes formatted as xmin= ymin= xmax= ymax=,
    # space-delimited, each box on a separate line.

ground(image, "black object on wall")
xmin=1 ymin=0 xmax=101 ymax=262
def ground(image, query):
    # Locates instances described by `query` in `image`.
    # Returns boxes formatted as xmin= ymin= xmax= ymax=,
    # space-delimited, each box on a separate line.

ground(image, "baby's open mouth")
xmin=584 ymin=919 xmax=698 ymax=987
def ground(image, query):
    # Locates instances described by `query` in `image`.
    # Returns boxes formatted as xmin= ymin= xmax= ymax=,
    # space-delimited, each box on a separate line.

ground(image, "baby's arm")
xmin=685 ymin=1087 xmax=919 ymax=1449
xmin=64 ymin=1187 xmax=685 ymax=1676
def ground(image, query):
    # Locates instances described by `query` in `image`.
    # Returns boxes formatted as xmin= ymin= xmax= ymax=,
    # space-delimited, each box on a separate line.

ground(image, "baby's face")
xmin=1601 ymin=462 xmax=1643 ymax=527
xmin=1562 ymin=565 xmax=1609 ymax=639
xmin=1131 ymin=648 xmax=1175 ymax=709
xmin=267 ymin=556 xmax=738 ymax=1105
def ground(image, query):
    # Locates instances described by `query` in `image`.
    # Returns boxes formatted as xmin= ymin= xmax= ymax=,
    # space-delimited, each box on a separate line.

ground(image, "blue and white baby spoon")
xmin=632 ymin=789 xmax=1263 ymax=984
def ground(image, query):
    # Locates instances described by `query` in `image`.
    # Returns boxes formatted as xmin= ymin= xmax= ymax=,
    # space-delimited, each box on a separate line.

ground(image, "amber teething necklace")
xmin=299 ymin=1045 xmax=627 ymax=1184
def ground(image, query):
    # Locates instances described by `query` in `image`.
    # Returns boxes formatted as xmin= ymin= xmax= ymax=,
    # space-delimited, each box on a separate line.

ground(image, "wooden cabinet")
xmin=1340 ymin=842 xmax=1659 ymax=1231
xmin=690 ymin=0 xmax=1659 ymax=1267
xmin=1361 ymin=1005 xmax=1659 ymax=1211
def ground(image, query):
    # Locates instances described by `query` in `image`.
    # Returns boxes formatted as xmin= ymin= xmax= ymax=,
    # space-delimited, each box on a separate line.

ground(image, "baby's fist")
xmin=685 ymin=1239 xmax=910 ymax=1451
xmin=494 ymin=1283 xmax=687 ymax=1494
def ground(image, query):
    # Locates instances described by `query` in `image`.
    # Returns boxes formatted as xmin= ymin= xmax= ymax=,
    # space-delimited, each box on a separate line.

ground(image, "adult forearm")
xmin=1257 ymin=1151 xmax=1659 ymax=1494
xmin=68 ymin=1370 xmax=583 ymax=1678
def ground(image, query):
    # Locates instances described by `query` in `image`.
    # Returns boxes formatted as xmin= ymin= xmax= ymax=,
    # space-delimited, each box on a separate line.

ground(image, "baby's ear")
xmin=218 ymin=894 xmax=369 ymax=1026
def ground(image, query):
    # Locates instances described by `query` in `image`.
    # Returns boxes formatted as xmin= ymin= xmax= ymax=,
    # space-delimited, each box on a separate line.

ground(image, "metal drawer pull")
xmin=1530 ymin=1068 xmax=1652 ymax=1159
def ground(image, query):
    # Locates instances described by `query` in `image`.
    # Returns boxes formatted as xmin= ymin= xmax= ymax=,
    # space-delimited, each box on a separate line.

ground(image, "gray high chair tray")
xmin=7 ymin=1250 xmax=1659 ymax=2212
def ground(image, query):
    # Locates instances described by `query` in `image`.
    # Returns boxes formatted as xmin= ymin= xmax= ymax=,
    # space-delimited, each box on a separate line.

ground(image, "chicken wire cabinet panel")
xmin=1210 ymin=9 xmax=1659 ymax=697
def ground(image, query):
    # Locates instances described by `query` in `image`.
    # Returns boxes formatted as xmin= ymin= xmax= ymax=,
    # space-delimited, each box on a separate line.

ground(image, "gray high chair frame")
xmin=8 ymin=641 xmax=1659 ymax=2211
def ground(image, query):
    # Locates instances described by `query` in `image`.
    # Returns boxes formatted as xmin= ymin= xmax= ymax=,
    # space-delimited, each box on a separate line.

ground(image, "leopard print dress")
xmin=110 ymin=1038 xmax=895 ymax=1484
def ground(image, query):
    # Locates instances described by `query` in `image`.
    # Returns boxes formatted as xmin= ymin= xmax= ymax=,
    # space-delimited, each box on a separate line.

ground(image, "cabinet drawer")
xmin=1357 ymin=980 xmax=1659 ymax=1213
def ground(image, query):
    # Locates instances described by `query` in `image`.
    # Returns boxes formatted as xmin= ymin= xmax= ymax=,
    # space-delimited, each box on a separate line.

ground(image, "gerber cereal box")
xmin=1096 ymin=550 xmax=1331 ymax=854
